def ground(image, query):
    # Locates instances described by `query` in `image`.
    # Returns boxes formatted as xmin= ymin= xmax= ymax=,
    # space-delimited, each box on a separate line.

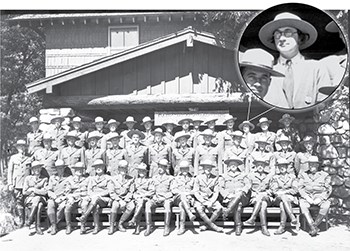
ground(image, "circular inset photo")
xmin=238 ymin=3 xmax=348 ymax=111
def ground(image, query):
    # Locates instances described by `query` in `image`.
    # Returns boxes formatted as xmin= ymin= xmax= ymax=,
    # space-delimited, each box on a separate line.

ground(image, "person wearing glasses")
xmin=259 ymin=12 xmax=331 ymax=109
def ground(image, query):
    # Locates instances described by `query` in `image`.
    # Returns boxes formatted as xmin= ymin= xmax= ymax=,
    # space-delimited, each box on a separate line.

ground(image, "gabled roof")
xmin=26 ymin=27 xmax=234 ymax=94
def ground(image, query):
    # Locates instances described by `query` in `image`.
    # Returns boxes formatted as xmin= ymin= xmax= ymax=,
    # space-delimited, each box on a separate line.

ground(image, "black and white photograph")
xmin=0 ymin=1 xmax=349 ymax=251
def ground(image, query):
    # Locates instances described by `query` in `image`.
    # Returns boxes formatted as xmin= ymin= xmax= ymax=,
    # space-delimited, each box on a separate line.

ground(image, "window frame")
xmin=108 ymin=25 xmax=140 ymax=54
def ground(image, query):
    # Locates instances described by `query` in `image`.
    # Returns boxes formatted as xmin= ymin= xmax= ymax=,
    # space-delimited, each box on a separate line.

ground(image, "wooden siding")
xmin=55 ymin=41 xmax=239 ymax=97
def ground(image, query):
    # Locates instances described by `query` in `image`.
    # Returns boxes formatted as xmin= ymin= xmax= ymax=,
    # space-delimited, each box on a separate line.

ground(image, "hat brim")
xmin=141 ymin=120 xmax=154 ymax=125
xmin=28 ymin=120 xmax=39 ymax=125
xmin=87 ymin=136 xmax=102 ymax=141
xmin=71 ymin=166 xmax=85 ymax=169
xmin=255 ymin=140 xmax=268 ymax=144
xmin=107 ymin=136 xmax=122 ymax=141
xmin=200 ymin=134 xmax=215 ymax=138
xmin=174 ymin=135 xmax=191 ymax=142
xmin=178 ymin=119 xmax=193 ymax=124
xmin=162 ymin=122 xmax=177 ymax=127
xmin=65 ymin=135 xmax=79 ymax=140
xmin=279 ymin=117 xmax=295 ymax=123
xmin=51 ymin=117 xmax=64 ymax=123
xmin=151 ymin=131 xmax=165 ymax=136
xmin=223 ymin=117 xmax=238 ymax=124
xmin=224 ymin=159 xmax=244 ymax=165
xmin=259 ymin=18 xmax=318 ymax=51
xmin=276 ymin=140 xmax=292 ymax=144
xmin=31 ymin=164 xmax=44 ymax=168
xmin=205 ymin=119 xmax=218 ymax=124
xmin=319 ymin=86 xmax=338 ymax=95
xmin=240 ymin=62 xmax=285 ymax=77
xmin=238 ymin=122 xmax=255 ymax=131
xmin=123 ymin=120 xmax=137 ymax=124
xmin=200 ymin=164 xmax=215 ymax=168
xmin=257 ymin=120 xmax=273 ymax=127
xmin=127 ymin=131 xmax=145 ymax=140
xmin=92 ymin=164 xmax=106 ymax=168
xmin=15 ymin=142 xmax=27 ymax=147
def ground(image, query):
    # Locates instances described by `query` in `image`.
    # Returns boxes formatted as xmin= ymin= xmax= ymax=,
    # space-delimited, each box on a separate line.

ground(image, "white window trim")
xmin=108 ymin=25 xmax=139 ymax=55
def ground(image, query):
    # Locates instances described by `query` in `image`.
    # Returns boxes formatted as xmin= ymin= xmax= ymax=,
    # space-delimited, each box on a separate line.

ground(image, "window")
xmin=109 ymin=26 xmax=139 ymax=54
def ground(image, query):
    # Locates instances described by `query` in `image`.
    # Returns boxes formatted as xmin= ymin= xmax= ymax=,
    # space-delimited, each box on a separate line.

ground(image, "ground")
xmin=1 ymin=225 xmax=350 ymax=251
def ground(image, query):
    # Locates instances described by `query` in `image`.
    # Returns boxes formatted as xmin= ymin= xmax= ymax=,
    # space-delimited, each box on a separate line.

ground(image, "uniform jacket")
xmin=125 ymin=143 xmax=148 ymax=177
xmin=241 ymin=132 xmax=255 ymax=154
xmin=87 ymin=174 xmax=111 ymax=197
xmin=48 ymin=127 xmax=68 ymax=150
xmin=171 ymin=174 xmax=195 ymax=195
xmin=172 ymin=146 xmax=194 ymax=175
xmin=85 ymin=147 xmax=105 ymax=174
xmin=105 ymin=147 xmax=127 ymax=173
xmin=65 ymin=175 xmax=88 ymax=200
xmin=248 ymin=172 xmax=273 ymax=194
xmin=23 ymin=175 xmax=48 ymax=197
xmin=7 ymin=153 xmax=31 ymax=189
xmin=152 ymin=174 xmax=174 ymax=201
xmin=298 ymin=171 xmax=332 ymax=201
xmin=246 ymin=150 xmax=275 ymax=173
xmin=217 ymin=130 xmax=235 ymax=153
xmin=148 ymin=142 xmax=172 ymax=176
xmin=274 ymin=150 xmax=296 ymax=174
xmin=194 ymin=143 xmax=220 ymax=175
xmin=47 ymin=175 xmax=69 ymax=202
xmin=32 ymin=147 xmax=59 ymax=176
xmin=295 ymin=150 xmax=317 ymax=175
xmin=163 ymin=132 xmax=174 ymax=147
xmin=27 ymin=129 xmax=44 ymax=155
xmin=193 ymin=173 xmax=220 ymax=202
xmin=270 ymin=173 xmax=298 ymax=196
xmin=108 ymin=174 xmax=134 ymax=202
xmin=59 ymin=145 xmax=85 ymax=168
xmin=219 ymin=171 xmax=251 ymax=198
xmin=120 ymin=129 xmax=132 ymax=148
xmin=132 ymin=177 xmax=155 ymax=200
xmin=255 ymin=131 xmax=277 ymax=152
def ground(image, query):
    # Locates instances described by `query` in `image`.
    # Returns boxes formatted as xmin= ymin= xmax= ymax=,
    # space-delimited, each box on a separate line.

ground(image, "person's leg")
xmin=180 ymin=194 xmax=195 ymax=221
xmin=275 ymin=201 xmax=287 ymax=235
xmin=300 ymin=199 xmax=317 ymax=237
xmin=314 ymin=200 xmax=331 ymax=232
xmin=144 ymin=199 xmax=155 ymax=236
xmin=234 ymin=202 xmax=243 ymax=236
xmin=259 ymin=200 xmax=270 ymax=236
xmin=281 ymin=195 xmax=297 ymax=224
xmin=163 ymin=200 xmax=172 ymax=236
xmin=109 ymin=200 xmax=119 ymax=235
xmin=47 ymin=199 xmax=58 ymax=235
xmin=118 ymin=200 xmax=135 ymax=232
xmin=35 ymin=201 xmax=44 ymax=235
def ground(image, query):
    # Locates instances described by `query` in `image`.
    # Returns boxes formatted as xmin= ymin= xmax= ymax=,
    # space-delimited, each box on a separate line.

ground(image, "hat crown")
xmin=107 ymin=132 xmax=120 ymax=141
xmin=55 ymin=159 xmax=66 ymax=167
xmin=72 ymin=162 xmax=85 ymax=169
xmin=16 ymin=139 xmax=27 ymax=145
xmin=158 ymin=159 xmax=169 ymax=166
xmin=88 ymin=131 xmax=102 ymax=139
xmin=153 ymin=128 xmax=163 ymax=134
xmin=277 ymin=135 xmax=291 ymax=142
xmin=178 ymin=118 xmax=192 ymax=124
xmin=179 ymin=160 xmax=190 ymax=168
xmin=253 ymin=158 xmax=268 ymax=164
xmin=255 ymin=136 xmax=268 ymax=143
xmin=205 ymin=118 xmax=218 ymax=124
xmin=95 ymin=116 xmax=104 ymax=123
xmin=118 ymin=160 xmax=128 ymax=168
xmin=232 ymin=130 xmax=244 ymax=137
xmin=29 ymin=117 xmax=39 ymax=123
xmin=240 ymin=48 xmax=275 ymax=69
xmin=137 ymin=162 xmax=147 ymax=170
xmin=200 ymin=159 xmax=215 ymax=167
xmin=125 ymin=116 xmax=136 ymax=123
xmin=107 ymin=119 xmax=118 ymax=125
xmin=31 ymin=160 xmax=43 ymax=168
xmin=174 ymin=131 xmax=190 ymax=142
xmin=274 ymin=12 xmax=302 ymax=22
xmin=92 ymin=159 xmax=105 ymax=166
xmin=142 ymin=116 xmax=152 ymax=123
xmin=277 ymin=158 xmax=289 ymax=165
xmin=259 ymin=117 xmax=269 ymax=123
xmin=72 ymin=117 xmax=81 ymax=122
xmin=66 ymin=131 xmax=78 ymax=137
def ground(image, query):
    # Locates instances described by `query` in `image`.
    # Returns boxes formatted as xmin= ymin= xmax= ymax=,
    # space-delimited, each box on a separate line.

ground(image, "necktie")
xmin=282 ymin=60 xmax=294 ymax=108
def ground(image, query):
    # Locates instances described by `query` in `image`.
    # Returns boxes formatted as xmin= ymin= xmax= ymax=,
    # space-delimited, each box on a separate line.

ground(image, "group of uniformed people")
xmin=7 ymin=113 xmax=332 ymax=237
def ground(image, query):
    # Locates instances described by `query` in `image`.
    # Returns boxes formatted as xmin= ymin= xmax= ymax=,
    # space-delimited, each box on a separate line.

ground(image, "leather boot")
xmin=80 ymin=222 xmax=87 ymax=235
xmin=313 ymin=213 xmax=326 ymax=232
xmin=303 ymin=211 xmax=318 ymax=237
xmin=128 ymin=203 xmax=143 ymax=227
xmin=65 ymin=211 xmax=72 ymax=235
xmin=17 ymin=206 xmax=25 ymax=228
xmin=283 ymin=200 xmax=297 ymax=224
xmin=260 ymin=209 xmax=270 ymax=236
xmin=27 ymin=206 xmax=37 ymax=226
xmin=181 ymin=200 xmax=196 ymax=221
xmin=163 ymin=212 xmax=171 ymax=236
xmin=48 ymin=213 xmax=58 ymax=235
xmin=108 ymin=212 xmax=117 ymax=235
xmin=118 ymin=209 xmax=133 ymax=232
xmin=234 ymin=204 xmax=242 ymax=236
xmin=92 ymin=209 xmax=100 ymax=235
xmin=197 ymin=208 xmax=223 ymax=232
xmin=77 ymin=203 xmax=95 ymax=223
xmin=56 ymin=207 xmax=64 ymax=225
xmin=133 ymin=217 xmax=141 ymax=235
xmin=144 ymin=212 xmax=153 ymax=236
xmin=223 ymin=196 xmax=241 ymax=219
xmin=177 ymin=210 xmax=186 ymax=235
xmin=35 ymin=203 xmax=44 ymax=235
xmin=274 ymin=204 xmax=287 ymax=235
xmin=244 ymin=201 xmax=261 ymax=226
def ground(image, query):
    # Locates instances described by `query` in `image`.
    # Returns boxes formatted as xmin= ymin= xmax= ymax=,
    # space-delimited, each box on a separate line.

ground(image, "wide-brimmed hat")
xmin=30 ymin=161 xmax=44 ymax=169
xmin=71 ymin=117 xmax=82 ymax=124
xmin=42 ymin=133 xmax=53 ymax=141
xmin=71 ymin=162 xmax=85 ymax=170
xmin=223 ymin=115 xmax=237 ymax=124
xmin=231 ymin=130 xmax=244 ymax=138
xmin=107 ymin=119 xmax=120 ymax=126
xmin=174 ymin=131 xmax=191 ymax=142
xmin=29 ymin=117 xmax=39 ymax=124
xmin=255 ymin=136 xmax=268 ymax=144
xmin=50 ymin=116 xmax=64 ymax=124
xmin=199 ymin=159 xmax=215 ymax=168
xmin=192 ymin=119 xmax=204 ymax=124
xmin=179 ymin=160 xmax=190 ymax=169
xmin=94 ymin=117 xmax=105 ymax=124
xmin=258 ymin=12 xmax=318 ymax=51
xmin=106 ymin=132 xmax=122 ymax=142
xmin=127 ymin=129 xmax=145 ymax=140
xmin=118 ymin=160 xmax=128 ymax=169
xmin=92 ymin=159 xmax=106 ymax=168
xmin=238 ymin=120 xmax=255 ymax=131
xmin=123 ymin=116 xmax=137 ymax=124
xmin=224 ymin=156 xmax=244 ymax=165
xmin=257 ymin=117 xmax=272 ymax=127
xmin=301 ymin=135 xmax=316 ymax=144
xmin=240 ymin=48 xmax=285 ymax=77
xmin=136 ymin=162 xmax=148 ymax=171
xmin=151 ymin=128 xmax=165 ymax=136
xmin=158 ymin=159 xmax=169 ymax=167
xmin=279 ymin=114 xmax=295 ymax=124
xmin=307 ymin=156 xmax=319 ymax=163
xmin=141 ymin=116 xmax=153 ymax=125
xmin=178 ymin=118 xmax=193 ymax=125
xmin=87 ymin=131 xmax=102 ymax=141
xmin=325 ymin=21 xmax=339 ymax=33
xmin=276 ymin=158 xmax=290 ymax=166
xmin=54 ymin=159 xmax=67 ymax=168
xmin=200 ymin=129 xmax=216 ymax=138
xmin=204 ymin=118 xmax=218 ymax=125
xmin=15 ymin=139 xmax=27 ymax=147
xmin=253 ymin=158 xmax=269 ymax=166
xmin=162 ymin=122 xmax=177 ymax=128
xmin=64 ymin=131 xmax=79 ymax=140
xmin=276 ymin=135 xmax=292 ymax=144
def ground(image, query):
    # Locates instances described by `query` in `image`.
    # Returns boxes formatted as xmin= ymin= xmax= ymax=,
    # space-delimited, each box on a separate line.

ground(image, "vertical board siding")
xmin=164 ymin=44 xmax=180 ymax=94
xmin=179 ymin=44 xmax=193 ymax=94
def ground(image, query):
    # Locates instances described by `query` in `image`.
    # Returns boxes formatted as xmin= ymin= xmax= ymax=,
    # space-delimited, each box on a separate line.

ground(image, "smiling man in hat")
xmin=240 ymin=48 xmax=285 ymax=98
xmin=105 ymin=132 xmax=127 ymax=174
xmin=141 ymin=116 xmax=154 ymax=146
xmin=27 ymin=117 xmax=44 ymax=155
xmin=48 ymin=115 xmax=68 ymax=150
xmin=239 ymin=120 xmax=256 ymax=154
xmin=70 ymin=116 xmax=87 ymax=148
xmin=172 ymin=131 xmax=195 ymax=176
xmin=174 ymin=118 xmax=194 ymax=147
xmin=162 ymin=121 xmax=177 ymax=146
xmin=125 ymin=129 xmax=148 ymax=178
xmin=260 ymin=12 xmax=331 ymax=109
xmin=104 ymin=119 xmax=120 ymax=149
xmin=298 ymin=156 xmax=332 ymax=237
xmin=84 ymin=131 xmax=105 ymax=175
xmin=120 ymin=116 xmax=137 ymax=148
xmin=7 ymin=139 xmax=31 ymax=227
xmin=255 ymin=117 xmax=276 ymax=152
xmin=223 ymin=131 xmax=248 ymax=174
xmin=217 ymin=115 xmax=238 ymax=153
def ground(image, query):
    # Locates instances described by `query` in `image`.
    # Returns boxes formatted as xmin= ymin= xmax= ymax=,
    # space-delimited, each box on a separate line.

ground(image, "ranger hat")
xmin=178 ymin=118 xmax=193 ymax=125
xmin=253 ymin=158 xmax=269 ymax=166
xmin=71 ymin=117 xmax=82 ymax=123
xmin=279 ymin=114 xmax=295 ymax=124
xmin=255 ymin=136 xmax=269 ymax=144
xmin=123 ymin=116 xmax=137 ymax=124
xmin=199 ymin=159 xmax=215 ymax=168
xmin=29 ymin=117 xmax=39 ymax=124
xmin=223 ymin=115 xmax=237 ymax=124
xmin=192 ymin=119 xmax=204 ymax=124
xmin=91 ymin=159 xmax=106 ymax=168
xmin=224 ymin=156 xmax=244 ymax=166
xmin=200 ymin=129 xmax=216 ymax=138
xmin=30 ymin=161 xmax=44 ymax=169
xmin=71 ymin=162 xmax=85 ymax=170
xmin=64 ymin=131 xmax=79 ymax=140
xmin=54 ymin=159 xmax=67 ymax=168
xmin=107 ymin=119 xmax=120 ymax=126
xmin=257 ymin=117 xmax=272 ymax=127
xmin=174 ymin=131 xmax=191 ymax=142
xmin=15 ymin=139 xmax=27 ymax=147
xmin=87 ymin=131 xmax=102 ymax=141
xmin=276 ymin=158 xmax=290 ymax=166
xmin=238 ymin=120 xmax=255 ymax=131
xmin=231 ymin=130 xmax=244 ymax=138
xmin=158 ymin=159 xmax=169 ymax=167
xmin=136 ymin=162 xmax=148 ymax=171
xmin=106 ymin=132 xmax=122 ymax=141
xmin=94 ymin=116 xmax=105 ymax=123
xmin=118 ymin=160 xmax=129 ymax=169
xmin=162 ymin=122 xmax=177 ymax=128
xmin=276 ymin=135 xmax=292 ymax=144
xmin=151 ymin=128 xmax=165 ymax=136
xmin=141 ymin=116 xmax=153 ymax=125
xmin=179 ymin=160 xmax=190 ymax=169
xmin=204 ymin=118 xmax=218 ymax=125
xmin=50 ymin=116 xmax=64 ymax=124
xmin=127 ymin=129 xmax=145 ymax=140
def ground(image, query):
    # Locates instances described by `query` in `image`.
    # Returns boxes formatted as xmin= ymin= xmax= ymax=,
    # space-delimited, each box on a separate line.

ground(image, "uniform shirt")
xmin=59 ymin=145 xmax=85 ymax=169
xmin=87 ymin=174 xmax=110 ymax=197
xmin=264 ymin=54 xmax=331 ymax=109
xmin=241 ymin=132 xmax=255 ymax=154
xmin=172 ymin=146 xmax=195 ymax=176
xmin=132 ymin=177 xmax=155 ymax=200
xmin=190 ymin=129 xmax=201 ymax=147
xmin=7 ymin=153 xmax=31 ymax=189
xmin=32 ymin=147 xmax=59 ymax=176
xmin=152 ymin=174 xmax=174 ymax=201
xmin=248 ymin=172 xmax=273 ymax=195
xmin=255 ymin=131 xmax=277 ymax=152
xmin=298 ymin=171 xmax=332 ymax=201
xmin=108 ymin=174 xmax=134 ymax=202
xmin=120 ymin=129 xmax=132 ymax=149
xmin=269 ymin=173 xmax=298 ymax=196
xmin=47 ymin=175 xmax=69 ymax=202
xmin=174 ymin=130 xmax=195 ymax=148
xmin=219 ymin=171 xmax=251 ymax=199
xmin=23 ymin=175 xmax=48 ymax=197
xmin=217 ymin=130 xmax=235 ymax=153
xmin=70 ymin=129 xmax=88 ymax=148
xmin=27 ymin=129 xmax=44 ymax=155
xmin=85 ymin=147 xmax=105 ymax=175
xmin=48 ymin=127 xmax=68 ymax=150
xmin=125 ymin=143 xmax=148 ymax=178
xmin=105 ymin=147 xmax=127 ymax=173
xmin=148 ymin=142 xmax=172 ymax=177
xmin=194 ymin=143 xmax=220 ymax=175
xmin=223 ymin=145 xmax=248 ymax=173
xmin=171 ymin=174 xmax=195 ymax=195
xmin=246 ymin=150 xmax=275 ymax=173
xmin=274 ymin=150 xmax=297 ymax=174
xmin=193 ymin=173 xmax=220 ymax=202
xmin=65 ymin=175 xmax=88 ymax=200
xmin=163 ymin=132 xmax=174 ymax=147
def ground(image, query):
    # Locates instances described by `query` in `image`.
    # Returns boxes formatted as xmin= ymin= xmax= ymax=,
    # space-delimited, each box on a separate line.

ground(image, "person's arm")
xmin=315 ymin=61 xmax=332 ymax=102
xmin=193 ymin=177 xmax=204 ymax=203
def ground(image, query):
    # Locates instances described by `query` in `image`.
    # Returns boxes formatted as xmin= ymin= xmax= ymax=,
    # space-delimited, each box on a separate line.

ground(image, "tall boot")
xmin=181 ymin=200 xmax=196 ymax=221
xmin=65 ymin=211 xmax=72 ymax=235
xmin=274 ymin=203 xmax=287 ymax=235
xmin=133 ymin=217 xmax=141 ymax=235
xmin=56 ymin=207 xmax=65 ymax=225
xmin=313 ymin=213 xmax=326 ymax=232
xmin=27 ymin=206 xmax=37 ymax=226
xmin=303 ymin=210 xmax=318 ymax=237
xmin=92 ymin=209 xmax=100 ymax=235
xmin=128 ymin=203 xmax=143 ymax=227
xmin=197 ymin=209 xmax=223 ymax=232
xmin=17 ymin=206 xmax=25 ymax=228
xmin=35 ymin=203 xmax=44 ymax=235
xmin=163 ymin=212 xmax=171 ymax=237
xmin=77 ymin=203 xmax=95 ymax=223
xmin=48 ymin=213 xmax=58 ymax=235
xmin=177 ymin=210 xmax=186 ymax=235
xmin=144 ymin=212 xmax=153 ymax=236
xmin=283 ymin=200 xmax=297 ymax=224
xmin=244 ymin=201 xmax=262 ymax=226
xmin=118 ymin=209 xmax=133 ymax=232
xmin=223 ymin=196 xmax=241 ymax=219
xmin=260 ymin=208 xmax=270 ymax=236
xmin=210 ymin=207 xmax=222 ymax=223
xmin=108 ymin=212 xmax=117 ymax=235
xmin=234 ymin=204 xmax=242 ymax=236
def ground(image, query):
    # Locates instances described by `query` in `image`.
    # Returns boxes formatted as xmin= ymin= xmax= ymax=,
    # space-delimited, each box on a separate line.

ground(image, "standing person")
xmin=84 ymin=131 xmax=105 ymax=176
xmin=190 ymin=119 xmax=203 ymax=147
xmin=219 ymin=156 xmax=251 ymax=236
xmin=148 ymin=128 xmax=172 ymax=177
xmin=255 ymin=117 xmax=276 ymax=152
xmin=298 ymin=156 xmax=332 ymax=237
xmin=203 ymin=118 xmax=219 ymax=145
xmin=171 ymin=160 xmax=196 ymax=235
xmin=162 ymin=122 xmax=177 ymax=146
xmin=174 ymin=118 xmax=193 ymax=147
xmin=125 ymin=129 xmax=148 ymax=178
xmin=276 ymin=114 xmax=301 ymax=152
xmin=244 ymin=158 xmax=274 ymax=236
xmin=107 ymin=160 xmax=135 ymax=235
xmin=64 ymin=162 xmax=89 ymax=235
xmin=223 ymin=131 xmax=248 ymax=174
xmin=120 ymin=116 xmax=137 ymax=148
xmin=46 ymin=160 xmax=69 ymax=235
xmin=193 ymin=159 xmax=223 ymax=233
xmin=270 ymin=158 xmax=298 ymax=235
xmin=274 ymin=135 xmax=297 ymax=175
xmin=260 ymin=12 xmax=331 ymax=109
xmin=127 ymin=163 xmax=155 ymax=235
xmin=7 ymin=139 xmax=31 ymax=227
xmin=144 ymin=159 xmax=174 ymax=237
xmin=238 ymin=120 xmax=256 ymax=154
xmin=141 ymin=116 xmax=154 ymax=147
xmin=48 ymin=116 xmax=68 ymax=150
xmin=23 ymin=161 xmax=48 ymax=235
xmin=27 ymin=117 xmax=44 ymax=155
xmin=218 ymin=115 xmax=238 ymax=153
xmin=59 ymin=131 xmax=85 ymax=175
xmin=172 ymin=131 xmax=195 ymax=176
xmin=77 ymin=159 xmax=111 ymax=235
xmin=246 ymin=136 xmax=275 ymax=174
xmin=105 ymin=132 xmax=126 ymax=174
xmin=70 ymin=116 xmax=88 ymax=149
xmin=295 ymin=135 xmax=318 ymax=176
xmin=105 ymin=119 xmax=120 ymax=149
xmin=92 ymin=116 xmax=106 ymax=150
xmin=32 ymin=133 xmax=59 ymax=176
